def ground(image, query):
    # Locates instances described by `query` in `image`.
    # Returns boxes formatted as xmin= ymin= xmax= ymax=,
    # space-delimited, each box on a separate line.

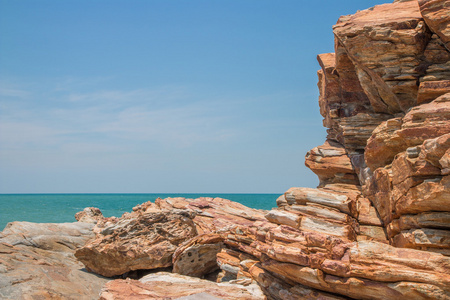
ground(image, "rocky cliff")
xmin=1 ymin=1 xmax=449 ymax=299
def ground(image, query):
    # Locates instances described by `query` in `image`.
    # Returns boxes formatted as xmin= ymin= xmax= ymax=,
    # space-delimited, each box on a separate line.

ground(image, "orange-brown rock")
xmin=260 ymin=255 xmax=449 ymax=300
xmin=155 ymin=197 xmax=267 ymax=234
xmin=418 ymin=80 xmax=450 ymax=104
xmin=99 ymin=272 xmax=266 ymax=300
xmin=387 ymin=212 xmax=450 ymax=236
xmin=419 ymin=0 xmax=450 ymax=51
xmin=317 ymin=51 xmax=377 ymax=151
xmin=248 ymin=263 xmax=345 ymax=300
xmin=259 ymin=240 xmax=450 ymax=300
xmin=305 ymin=140 xmax=359 ymax=186
xmin=333 ymin=1 xmax=429 ymax=113
xmin=216 ymin=249 xmax=248 ymax=282
xmin=356 ymin=196 xmax=383 ymax=226
xmin=75 ymin=210 xmax=198 ymax=277
xmin=317 ymin=52 xmax=391 ymax=152
xmin=392 ymin=228 xmax=450 ymax=254
xmin=420 ymin=133 xmax=450 ymax=168
xmin=365 ymin=93 xmax=450 ymax=171
xmin=225 ymin=223 xmax=350 ymax=271
xmin=280 ymin=183 xmax=387 ymax=242
xmin=283 ymin=186 xmax=357 ymax=216
xmin=225 ymin=219 xmax=450 ymax=299
xmin=395 ymin=175 xmax=450 ymax=216
xmin=266 ymin=208 xmax=357 ymax=240
xmin=172 ymin=233 xmax=224 ymax=277
xmin=421 ymin=35 xmax=450 ymax=84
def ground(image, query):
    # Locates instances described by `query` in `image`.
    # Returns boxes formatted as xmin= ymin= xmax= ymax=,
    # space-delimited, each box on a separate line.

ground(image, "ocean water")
xmin=0 ymin=193 xmax=279 ymax=231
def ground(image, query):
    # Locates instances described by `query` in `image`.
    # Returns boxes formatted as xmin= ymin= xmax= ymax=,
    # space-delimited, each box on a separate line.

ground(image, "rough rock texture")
xmin=3 ymin=1 xmax=450 ymax=299
xmin=0 ymin=222 xmax=108 ymax=299
xmin=99 ymin=272 xmax=266 ymax=300
xmin=419 ymin=0 xmax=450 ymax=51
xmin=172 ymin=233 xmax=224 ymax=277
xmin=74 ymin=196 xmax=266 ymax=278
xmin=154 ymin=197 xmax=267 ymax=234
xmin=74 ymin=206 xmax=104 ymax=223
xmin=271 ymin=0 xmax=450 ymax=298
xmin=333 ymin=1 xmax=429 ymax=113
xmin=365 ymin=93 xmax=450 ymax=171
xmin=75 ymin=210 xmax=198 ymax=277
xmin=224 ymin=223 xmax=450 ymax=300
xmin=305 ymin=140 xmax=360 ymax=186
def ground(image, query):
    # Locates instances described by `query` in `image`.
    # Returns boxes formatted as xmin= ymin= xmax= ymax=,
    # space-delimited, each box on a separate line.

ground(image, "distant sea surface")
xmin=0 ymin=193 xmax=279 ymax=230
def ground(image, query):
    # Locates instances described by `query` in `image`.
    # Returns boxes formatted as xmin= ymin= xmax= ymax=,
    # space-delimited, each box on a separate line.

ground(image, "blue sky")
xmin=0 ymin=0 xmax=389 ymax=193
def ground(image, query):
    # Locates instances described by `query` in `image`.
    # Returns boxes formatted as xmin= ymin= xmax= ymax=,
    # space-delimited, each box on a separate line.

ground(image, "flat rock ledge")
xmin=99 ymin=272 xmax=265 ymax=300
xmin=0 ymin=221 xmax=109 ymax=300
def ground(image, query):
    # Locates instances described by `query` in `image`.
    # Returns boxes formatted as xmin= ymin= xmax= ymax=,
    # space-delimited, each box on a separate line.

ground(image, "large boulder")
xmin=0 ymin=222 xmax=108 ymax=299
xmin=172 ymin=233 xmax=224 ymax=277
xmin=75 ymin=210 xmax=198 ymax=277
xmin=155 ymin=197 xmax=267 ymax=234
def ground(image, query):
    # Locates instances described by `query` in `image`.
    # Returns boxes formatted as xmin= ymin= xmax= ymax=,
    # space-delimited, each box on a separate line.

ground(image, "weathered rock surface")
xmin=365 ymin=93 xmax=450 ymax=171
xmin=172 ymin=233 xmax=224 ymax=277
xmin=419 ymin=0 xmax=450 ymax=51
xmin=3 ymin=1 xmax=450 ymax=299
xmin=75 ymin=210 xmax=198 ymax=277
xmin=155 ymin=197 xmax=267 ymax=234
xmin=270 ymin=0 xmax=450 ymax=298
xmin=224 ymin=221 xmax=450 ymax=299
xmin=74 ymin=206 xmax=104 ymax=223
xmin=333 ymin=1 xmax=429 ymax=114
xmin=0 ymin=222 xmax=108 ymax=299
xmin=305 ymin=140 xmax=359 ymax=186
xmin=317 ymin=52 xmax=392 ymax=152
xmin=99 ymin=272 xmax=266 ymax=300
xmin=248 ymin=262 xmax=346 ymax=300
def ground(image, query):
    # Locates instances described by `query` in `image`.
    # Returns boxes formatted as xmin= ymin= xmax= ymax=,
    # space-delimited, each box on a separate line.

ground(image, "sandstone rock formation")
xmin=74 ymin=197 xmax=266 ymax=277
xmin=75 ymin=210 xmax=198 ymax=277
xmin=75 ymin=206 xmax=104 ymax=223
xmin=258 ymin=0 xmax=450 ymax=297
xmin=172 ymin=233 xmax=224 ymax=277
xmin=73 ymin=2 xmax=450 ymax=299
xmin=154 ymin=196 xmax=267 ymax=234
xmin=2 ymin=1 xmax=449 ymax=299
xmin=0 ymin=222 xmax=108 ymax=299
xmin=99 ymin=272 xmax=265 ymax=300
xmin=419 ymin=0 xmax=450 ymax=51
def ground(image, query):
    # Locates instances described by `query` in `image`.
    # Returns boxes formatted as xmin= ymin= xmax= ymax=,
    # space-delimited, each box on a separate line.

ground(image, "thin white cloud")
xmin=0 ymin=78 xmax=238 ymax=157
xmin=0 ymin=81 xmax=31 ymax=99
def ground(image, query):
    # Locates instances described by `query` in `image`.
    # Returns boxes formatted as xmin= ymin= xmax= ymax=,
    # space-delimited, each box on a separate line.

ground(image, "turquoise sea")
xmin=0 ymin=194 xmax=279 ymax=231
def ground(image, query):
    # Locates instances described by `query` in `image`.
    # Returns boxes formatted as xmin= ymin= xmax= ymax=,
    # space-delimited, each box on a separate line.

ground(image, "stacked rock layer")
xmin=1 ymin=1 xmax=449 ymax=299
xmin=71 ymin=1 xmax=450 ymax=299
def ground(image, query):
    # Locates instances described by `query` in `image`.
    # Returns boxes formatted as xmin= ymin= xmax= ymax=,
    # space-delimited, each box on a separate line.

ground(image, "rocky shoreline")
xmin=1 ymin=0 xmax=449 ymax=299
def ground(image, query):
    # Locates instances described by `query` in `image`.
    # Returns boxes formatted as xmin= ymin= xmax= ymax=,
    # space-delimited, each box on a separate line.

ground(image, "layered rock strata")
xmin=74 ymin=1 xmax=449 ymax=299
xmin=75 ymin=210 xmax=199 ymax=277
xmin=99 ymin=272 xmax=265 ymax=300
xmin=2 ymin=1 xmax=449 ymax=299
xmin=272 ymin=0 xmax=450 ymax=297
xmin=74 ymin=197 xmax=266 ymax=277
